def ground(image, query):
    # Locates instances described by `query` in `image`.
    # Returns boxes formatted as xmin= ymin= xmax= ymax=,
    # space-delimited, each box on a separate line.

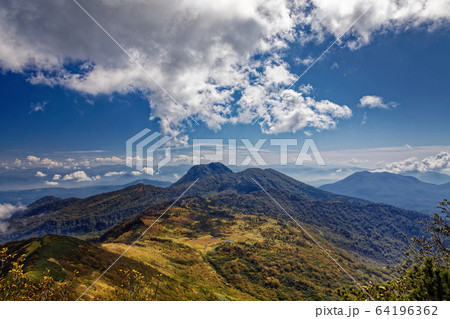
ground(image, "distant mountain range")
xmin=401 ymin=170 xmax=450 ymax=185
xmin=0 ymin=179 xmax=171 ymax=205
xmin=320 ymin=171 xmax=450 ymax=214
xmin=2 ymin=163 xmax=425 ymax=262
xmin=0 ymin=163 xmax=430 ymax=300
xmin=1 ymin=163 xmax=364 ymax=244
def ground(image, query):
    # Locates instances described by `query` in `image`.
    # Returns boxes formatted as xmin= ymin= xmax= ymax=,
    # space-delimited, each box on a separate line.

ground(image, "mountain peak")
xmin=172 ymin=162 xmax=233 ymax=186
xmin=27 ymin=196 xmax=62 ymax=210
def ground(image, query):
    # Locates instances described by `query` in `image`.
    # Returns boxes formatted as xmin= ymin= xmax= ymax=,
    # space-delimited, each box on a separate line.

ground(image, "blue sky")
xmin=1 ymin=0 xmax=450 ymax=188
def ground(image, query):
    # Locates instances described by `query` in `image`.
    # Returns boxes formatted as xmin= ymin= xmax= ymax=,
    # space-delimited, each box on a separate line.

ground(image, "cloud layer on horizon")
xmin=375 ymin=151 xmax=450 ymax=174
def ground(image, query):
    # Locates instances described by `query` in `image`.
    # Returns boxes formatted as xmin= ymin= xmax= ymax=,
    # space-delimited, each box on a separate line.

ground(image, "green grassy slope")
xmin=94 ymin=197 xmax=394 ymax=300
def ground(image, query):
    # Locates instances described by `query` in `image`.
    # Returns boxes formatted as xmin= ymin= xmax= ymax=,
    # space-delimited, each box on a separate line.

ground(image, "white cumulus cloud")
xmin=0 ymin=0 xmax=448 ymax=138
xmin=62 ymin=171 xmax=101 ymax=182
xmin=298 ymin=84 xmax=314 ymax=95
xmin=304 ymin=0 xmax=450 ymax=50
xmin=358 ymin=95 xmax=396 ymax=109
xmin=35 ymin=171 xmax=47 ymax=177
xmin=26 ymin=155 xmax=62 ymax=167
xmin=255 ymin=89 xmax=352 ymax=134
xmin=375 ymin=151 xmax=450 ymax=174
xmin=421 ymin=151 xmax=450 ymax=172
xmin=27 ymin=155 xmax=41 ymax=162
xmin=41 ymin=158 xmax=63 ymax=167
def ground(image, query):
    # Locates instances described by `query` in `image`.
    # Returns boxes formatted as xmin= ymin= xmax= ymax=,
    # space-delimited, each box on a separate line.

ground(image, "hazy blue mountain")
xmin=0 ymin=165 xmax=176 ymax=191
xmin=320 ymin=171 xmax=450 ymax=214
xmin=401 ymin=170 xmax=450 ymax=185
xmin=0 ymin=179 xmax=171 ymax=205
